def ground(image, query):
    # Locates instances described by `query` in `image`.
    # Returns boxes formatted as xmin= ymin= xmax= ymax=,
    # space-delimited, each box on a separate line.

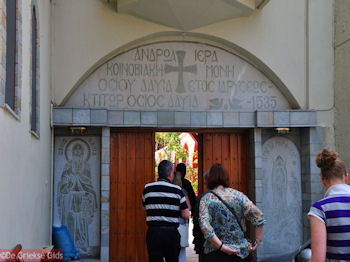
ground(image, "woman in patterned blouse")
xmin=199 ymin=163 xmax=265 ymax=262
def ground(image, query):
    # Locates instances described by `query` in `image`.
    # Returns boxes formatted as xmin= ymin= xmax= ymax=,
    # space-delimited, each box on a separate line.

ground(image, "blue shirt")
xmin=308 ymin=184 xmax=350 ymax=261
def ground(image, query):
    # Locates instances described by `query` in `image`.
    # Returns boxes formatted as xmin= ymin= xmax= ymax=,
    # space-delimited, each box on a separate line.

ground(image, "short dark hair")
xmin=207 ymin=163 xmax=230 ymax=189
xmin=158 ymin=160 xmax=174 ymax=179
xmin=176 ymin=163 xmax=186 ymax=179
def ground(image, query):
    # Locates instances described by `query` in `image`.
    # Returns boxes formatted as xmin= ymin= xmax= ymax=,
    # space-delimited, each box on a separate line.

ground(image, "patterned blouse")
xmin=199 ymin=186 xmax=265 ymax=258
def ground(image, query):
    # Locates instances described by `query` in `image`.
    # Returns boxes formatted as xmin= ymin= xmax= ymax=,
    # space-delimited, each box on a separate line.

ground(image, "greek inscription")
xmin=98 ymin=78 xmax=136 ymax=92
xmin=141 ymin=79 xmax=172 ymax=93
xmin=66 ymin=43 xmax=290 ymax=111
xmin=106 ymin=62 xmax=164 ymax=77
xmin=187 ymin=80 xmax=235 ymax=94
xmin=188 ymin=80 xmax=214 ymax=93
xmin=206 ymin=65 xmax=234 ymax=78
xmin=237 ymin=80 xmax=269 ymax=93
xmin=194 ymin=49 xmax=218 ymax=63
xmin=134 ymin=48 xmax=176 ymax=62
xmin=167 ymin=95 xmax=199 ymax=109
xmin=83 ymin=93 xmax=123 ymax=107
xmin=130 ymin=94 xmax=164 ymax=108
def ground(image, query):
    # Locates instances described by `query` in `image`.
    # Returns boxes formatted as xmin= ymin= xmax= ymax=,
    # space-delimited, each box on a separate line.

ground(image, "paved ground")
xmin=186 ymin=219 xmax=199 ymax=262
xmin=75 ymin=220 xmax=199 ymax=262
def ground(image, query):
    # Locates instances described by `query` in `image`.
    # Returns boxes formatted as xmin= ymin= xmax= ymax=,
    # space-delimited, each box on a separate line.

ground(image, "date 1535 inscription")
xmin=69 ymin=44 xmax=290 ymax=111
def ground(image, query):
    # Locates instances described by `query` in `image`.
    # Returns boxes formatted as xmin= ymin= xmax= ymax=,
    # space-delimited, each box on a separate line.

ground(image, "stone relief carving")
xmin=54 ymin=137 xmax=100 ymax=257
xmin=65 ymin=42 xmax=291 ymax=111
xmin=261 ymin=137 xmax=302 ymax=256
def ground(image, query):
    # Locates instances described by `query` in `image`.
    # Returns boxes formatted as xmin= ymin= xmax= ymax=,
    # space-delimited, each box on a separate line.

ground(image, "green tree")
xmin=155 ymin=132 xmax=187 ymax=161
xmin=155 ymin=132 xmax=198 ymax=195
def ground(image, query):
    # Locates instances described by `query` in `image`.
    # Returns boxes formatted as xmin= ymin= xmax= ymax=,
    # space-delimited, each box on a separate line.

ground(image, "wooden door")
xmin=201 ymin=132 xmax=248 ymax=195
xmin=110 ymin=131 xmax=155 ymax=262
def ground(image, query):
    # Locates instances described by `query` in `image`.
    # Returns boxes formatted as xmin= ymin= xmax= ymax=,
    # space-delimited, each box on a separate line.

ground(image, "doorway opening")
xmin=109 ymin=129 xmax=249 ymax=262
xmin=155 ymin=132 xmax=199 ymax=195
xmin=155 ymin=132 xmax=200 ymax=261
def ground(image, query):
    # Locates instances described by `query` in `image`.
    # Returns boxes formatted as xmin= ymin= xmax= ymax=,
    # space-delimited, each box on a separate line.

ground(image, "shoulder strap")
xmin=209 ymin=190 xmax=244 ymax=232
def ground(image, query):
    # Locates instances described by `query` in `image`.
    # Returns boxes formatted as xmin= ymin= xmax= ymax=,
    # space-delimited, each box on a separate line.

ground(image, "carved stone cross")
xmin=165 ymin=50 xmax=197 ymax=93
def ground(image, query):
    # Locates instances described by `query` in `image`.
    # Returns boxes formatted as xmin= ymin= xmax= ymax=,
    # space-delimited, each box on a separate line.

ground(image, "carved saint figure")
xmin=261 ymin=137 xmax=302 ymax=256
xmin=272 ymin=155 xmax=287 ymax=207
xmin=57 ymin=142 xmax=97 ymax=255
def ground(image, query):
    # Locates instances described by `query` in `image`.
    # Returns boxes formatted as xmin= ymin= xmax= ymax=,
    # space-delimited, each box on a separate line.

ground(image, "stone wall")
xmin=335 ymin=0 xmax=350 ymax=170
xmin=300 ymin=127 xmax=324 ymax=242
xmin=250 ymin=127 xmax=324 ymax=257
xmin=101 ymin=127 xmax=110 ymax=262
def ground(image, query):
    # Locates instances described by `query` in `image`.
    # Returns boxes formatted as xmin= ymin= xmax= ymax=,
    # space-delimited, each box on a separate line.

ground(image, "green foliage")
xmin=155 ymin=132 xmax=198 ymax=195
xmin=187 ymin=166 xmax=198 ymax=196
xmin=155 ymin=132 xmax=187 ymax=161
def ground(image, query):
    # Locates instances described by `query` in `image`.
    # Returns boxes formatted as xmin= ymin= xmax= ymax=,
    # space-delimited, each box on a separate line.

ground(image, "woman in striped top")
xmin=308 ymin=148 xmax=350 ymax=262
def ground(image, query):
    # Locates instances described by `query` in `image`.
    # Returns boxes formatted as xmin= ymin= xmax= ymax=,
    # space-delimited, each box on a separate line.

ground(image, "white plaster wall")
xmin=52 ymin=0 xmax=169 ymax=105
xmin=194 ymin=0 xmax=308 ymax=108
xmin=0 ymin=0 xmax=52 ymax=248
xmin=308 ymin=0 xmax=334 ymax=110
xmin=52 ymin=0 xmax=333 ymax=114
xmin=335 ymin=0 xmax=350 ymax=172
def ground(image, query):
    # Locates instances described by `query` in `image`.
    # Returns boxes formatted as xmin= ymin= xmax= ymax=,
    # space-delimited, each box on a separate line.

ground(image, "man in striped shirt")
xmin=142 ymin=160 xmax=189 ymax=262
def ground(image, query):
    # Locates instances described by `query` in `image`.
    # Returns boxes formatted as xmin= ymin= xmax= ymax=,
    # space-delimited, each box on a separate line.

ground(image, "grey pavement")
xmin=187 ymin=219 xmax=199 ymax=262
xmin=73 ymin=221 xmax=199 ymax=261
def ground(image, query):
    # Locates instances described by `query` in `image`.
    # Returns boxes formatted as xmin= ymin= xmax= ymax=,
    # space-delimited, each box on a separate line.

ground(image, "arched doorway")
xmin=52 ymin=37 xmax=318 ymax=261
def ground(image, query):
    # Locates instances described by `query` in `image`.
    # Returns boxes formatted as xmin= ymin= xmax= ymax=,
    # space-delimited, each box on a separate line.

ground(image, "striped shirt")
xmin=308 ymin=184 xmax=350 ymax=262
xmin=142 ymin=178 xmax=188 ymax=227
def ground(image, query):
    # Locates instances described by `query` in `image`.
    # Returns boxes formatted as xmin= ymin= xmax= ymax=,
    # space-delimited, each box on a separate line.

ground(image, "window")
xmin=3 ymin=0 xmax=22 ymax=118
xmin=31 ymin=5 xmax=39 ymax=134
xmin=5 ymin=0 xmax=16 ymax=110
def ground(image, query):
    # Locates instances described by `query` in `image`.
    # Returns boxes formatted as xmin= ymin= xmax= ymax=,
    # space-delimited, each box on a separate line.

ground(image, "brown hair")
xmin=316 ymin=148 xmax=347 ymax=181
xmin=207 ymin=163 xmax=230 ymax=189
xmin=173 ymin=171 xmax=183 ymax=187
xmin=176 ymin=163 xmax=186 ymax=179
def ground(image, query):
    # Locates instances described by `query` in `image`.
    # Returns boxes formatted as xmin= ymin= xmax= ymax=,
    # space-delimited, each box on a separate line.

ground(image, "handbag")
xmin=178 ymin=220 xmax=189 ymax=247
xmin=209 ymin=190 xmax=256 ymax=262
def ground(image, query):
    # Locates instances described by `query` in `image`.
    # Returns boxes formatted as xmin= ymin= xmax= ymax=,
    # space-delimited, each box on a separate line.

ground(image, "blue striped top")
xmin=308 ymin=184 xmax=350 ymax=262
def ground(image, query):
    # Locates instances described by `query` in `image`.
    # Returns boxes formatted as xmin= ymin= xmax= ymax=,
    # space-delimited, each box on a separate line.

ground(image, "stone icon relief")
xmin=65 ymin=42 xmax=291 ymax=111
xmin=54 ymin=137 xmax=100 ymax=257
xmin=261 ymin=137 xmax=302 ymax=256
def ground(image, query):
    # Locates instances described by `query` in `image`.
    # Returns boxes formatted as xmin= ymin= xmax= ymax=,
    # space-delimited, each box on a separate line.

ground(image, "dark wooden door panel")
xmin=202 ymin=133 xmax=248 ymax=195
xmin=110 ymin=132 xmax=154 ymax=262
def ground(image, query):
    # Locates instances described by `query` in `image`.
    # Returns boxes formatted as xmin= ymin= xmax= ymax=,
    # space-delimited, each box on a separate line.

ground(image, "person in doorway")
xmin=308 ymin=148 xmax=350 ymax=262
xmin=192 ymin=170 xmax=210 ymax=255
xmin=173 ymin=171 xmax=191 ymax=262
xmin=142 ymin=160 xmax=190 ymax=262
xmin=199 ymin=163 xmax=265 ymax=262
xmin=176 ymin=163 xmax=197 ymax=217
